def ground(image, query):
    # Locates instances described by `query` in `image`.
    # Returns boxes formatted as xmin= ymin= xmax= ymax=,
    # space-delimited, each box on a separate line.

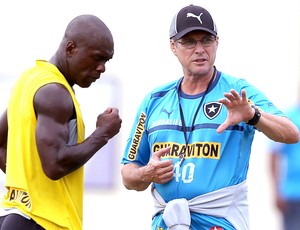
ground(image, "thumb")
xmin=104 ymin=107 xmax=113 ymax=114
xmin=216 ymin=124 xmax=225 ymax=133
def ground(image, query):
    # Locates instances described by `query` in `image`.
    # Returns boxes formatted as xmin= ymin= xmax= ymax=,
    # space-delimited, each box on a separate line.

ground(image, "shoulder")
xmin=34 ymin=83 xmax=73 ymax=119
xmin=149 ymin=79 xmax=180 ymax=99
xmin=137 ymin=79 xmax=180 ymax=111
xmin=218 ymin=71 xmax=250 ymax=87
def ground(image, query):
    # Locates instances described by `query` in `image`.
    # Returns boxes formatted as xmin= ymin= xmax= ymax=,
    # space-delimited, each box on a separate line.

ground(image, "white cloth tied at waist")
xmin=152 ymin=180 xmax=249 ymax=230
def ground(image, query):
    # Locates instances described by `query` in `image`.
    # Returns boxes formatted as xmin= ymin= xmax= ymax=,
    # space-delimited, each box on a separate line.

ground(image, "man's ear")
xmin=66 ymin=41 xmax=76 ymax=56
xmin=170 ymin=40 xmax=176 ymax=54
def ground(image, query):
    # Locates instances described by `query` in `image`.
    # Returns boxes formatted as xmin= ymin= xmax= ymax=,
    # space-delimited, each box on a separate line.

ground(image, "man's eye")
xmin=95 ymin=56 xmax=110 ymax=63
xmin=202 ymin=37 xmax=215 ymax=44
xmin=182 ymin=40 xmax=195 ymax=45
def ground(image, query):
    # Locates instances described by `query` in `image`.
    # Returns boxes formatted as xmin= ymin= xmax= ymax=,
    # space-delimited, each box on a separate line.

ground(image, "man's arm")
xmin=121 ymin=147 xmax=174 ymax=191
xmin=34 ymin=83 xmax=122 ymax=180
xmin=217 ymin=89 xmax=299 ymax=143
xmin=256 ymin=112 xmax=299 ymax=143
xmin=0 ymin=110 xmax=8 ymax=173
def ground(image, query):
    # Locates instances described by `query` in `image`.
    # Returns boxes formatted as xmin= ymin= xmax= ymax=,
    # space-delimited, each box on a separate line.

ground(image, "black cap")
xmin=169 ymin=4 xmax=217 ymax=40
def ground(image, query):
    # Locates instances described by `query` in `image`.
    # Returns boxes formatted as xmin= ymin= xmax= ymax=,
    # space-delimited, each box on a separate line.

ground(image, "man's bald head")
xmin=63 ymin=14 xmax=113 ymax=48
xmin=50 ymin=14 xmax=114 ymax=87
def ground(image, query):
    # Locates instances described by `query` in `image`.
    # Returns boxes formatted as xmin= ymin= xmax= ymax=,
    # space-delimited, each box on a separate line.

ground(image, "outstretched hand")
xmin=217 ymin=89 xmax=254 ymax=133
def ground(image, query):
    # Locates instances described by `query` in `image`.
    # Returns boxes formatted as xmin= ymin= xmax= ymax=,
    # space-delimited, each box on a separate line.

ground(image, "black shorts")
xmin=0 ymin=214 xmax=45 ymax=230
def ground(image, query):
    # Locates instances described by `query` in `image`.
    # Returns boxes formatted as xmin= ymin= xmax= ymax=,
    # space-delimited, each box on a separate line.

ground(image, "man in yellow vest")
xmin=0 ymin=14 xmax=122 ymax=229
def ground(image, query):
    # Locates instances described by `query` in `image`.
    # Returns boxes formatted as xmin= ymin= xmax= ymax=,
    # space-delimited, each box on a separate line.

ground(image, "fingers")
xmin=224 ymin=89 xmax=241 ymax=101
xmin=149 ymin=147 xmax=174 ymax=184
xmin=104 ymin=107 xmax=119 ymax=114
xmin=98 ymin=107 xmax=120 ymax=120
xmin=153 ymin=146 xmax=171 ymax=159
xmin=219 ymin=89 xmax=249 ymax=106
xmin=240 ymin=89 xmax=248 ymax=101
xmin=217 ymin=89 xmax=249 ymax=134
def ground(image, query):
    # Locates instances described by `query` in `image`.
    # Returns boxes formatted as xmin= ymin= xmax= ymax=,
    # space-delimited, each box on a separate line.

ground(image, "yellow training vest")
xmin=3 ymin=60 xmax=85 ymax=229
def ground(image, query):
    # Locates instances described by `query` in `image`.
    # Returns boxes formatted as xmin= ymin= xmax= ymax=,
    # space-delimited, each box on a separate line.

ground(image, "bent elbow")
xmin=285 ymin=129 xmax=300 ymax=144
xmin=44 ymin=171 xmax=62 ymax=181
xmin=42 ymin=166 xmax=64 ymax=181
xmin=290 ymin=132 xmax=300 ymax=144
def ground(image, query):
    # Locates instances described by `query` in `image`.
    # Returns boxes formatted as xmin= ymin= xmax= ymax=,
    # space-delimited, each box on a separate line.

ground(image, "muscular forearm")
xmin=121 ymin=163 xmax=152 ymax=191
xmin=0 ymin=149 xmax=6 ymax=173
xmin=256 ymin=112 xmax=299 ymax=143
xmin=0 ymin=110 xmax=8 ymax=173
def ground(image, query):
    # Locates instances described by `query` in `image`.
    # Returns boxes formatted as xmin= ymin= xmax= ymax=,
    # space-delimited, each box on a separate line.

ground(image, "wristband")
xmin=245 ymin=105 xmax=261 ymax=126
